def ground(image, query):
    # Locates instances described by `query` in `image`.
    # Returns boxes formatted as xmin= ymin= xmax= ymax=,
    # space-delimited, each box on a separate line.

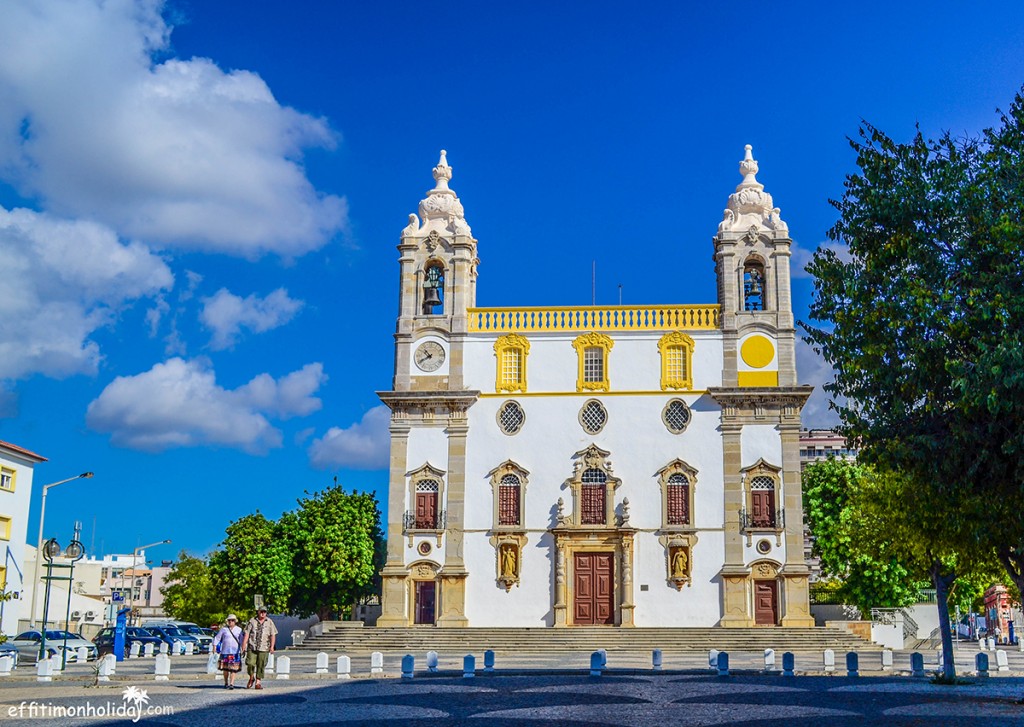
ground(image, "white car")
xmin=11 ymin=630 xmax=98 ymax=662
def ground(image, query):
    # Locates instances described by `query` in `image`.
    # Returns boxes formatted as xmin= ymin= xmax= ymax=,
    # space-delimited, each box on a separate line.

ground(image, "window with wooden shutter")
xmin=415 ymin=479 xmax=439 ymax=528
xmin=498 ymin=474 xmax=521 ymax=526
xmin=580 ymin=468 xmax=607 ymax=525
xmin=666 ymin=474 xmax=690 ymax=525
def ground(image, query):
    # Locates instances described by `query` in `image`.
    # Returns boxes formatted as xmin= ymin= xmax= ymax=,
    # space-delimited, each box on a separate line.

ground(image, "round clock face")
xmin=414 ymin=341 xmax=445 ymax=372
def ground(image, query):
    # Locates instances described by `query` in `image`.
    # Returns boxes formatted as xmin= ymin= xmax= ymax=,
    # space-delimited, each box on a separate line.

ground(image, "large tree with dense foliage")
xmin=803 ymin=458 xmax=921 ymax=615
xmin=208 ymin=512 xmax=294 ymax=614
xmin=160 ymin=551 xmax=224 ymax=626
xmin=287 ymin=486 xmax=383 ymax=622
xmin=803 ymin=88 xmax=1024 ymax=677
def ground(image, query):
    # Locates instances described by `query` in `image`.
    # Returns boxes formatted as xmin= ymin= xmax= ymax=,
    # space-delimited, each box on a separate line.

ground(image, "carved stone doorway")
xmin=414 ymin=580 xmax=436 ymax=625
xmin=573 ymin=552 xmax=614 ymax=625
xmin=754 ymin=580 xmax=778 ymax=625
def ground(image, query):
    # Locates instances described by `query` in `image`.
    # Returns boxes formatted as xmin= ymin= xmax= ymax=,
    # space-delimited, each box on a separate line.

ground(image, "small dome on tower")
xmin=411 ymin=149 xmax=472 ymax=236
xmin=717 ymin=145 xmax=788 ymax=234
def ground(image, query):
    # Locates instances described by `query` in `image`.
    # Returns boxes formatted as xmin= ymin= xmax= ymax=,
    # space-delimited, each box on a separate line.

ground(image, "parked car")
xmin=10 ymin=630 xmax=97 ymax=662
xmin=143 ymin=621 xmax=212 ymax=653
xmin=92 ymin=626 xmax=163 ymax=656
xmin=145 ymin=626 xmax=199 ymax=655
xmin=0 ymin=641 xmax=20 ymax=668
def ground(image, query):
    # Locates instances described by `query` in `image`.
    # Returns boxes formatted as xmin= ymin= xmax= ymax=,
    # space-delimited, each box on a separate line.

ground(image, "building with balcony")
xmin=376 ymin=147 xmax=814 ymax=628
xmin=0 ymin=439 xmax=46 ymax=635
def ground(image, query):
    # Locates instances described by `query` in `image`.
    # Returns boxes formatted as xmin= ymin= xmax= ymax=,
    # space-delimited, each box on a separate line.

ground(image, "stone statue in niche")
xmin=671 ymin=548 xmax=688 ymax=578
xmin=501 ymin=545 xmax=518 ymax=577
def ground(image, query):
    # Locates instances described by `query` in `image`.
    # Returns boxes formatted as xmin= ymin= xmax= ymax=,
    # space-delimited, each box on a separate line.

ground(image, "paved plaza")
xmin=1 ymin=649 xmax=1024 ymax=726
xmin=1 ymin=672 xmax=1024 ymax=726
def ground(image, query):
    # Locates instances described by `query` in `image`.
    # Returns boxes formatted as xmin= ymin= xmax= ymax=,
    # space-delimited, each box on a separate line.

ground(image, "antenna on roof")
xmin=618 ymin=284 xmax=623 ymax=305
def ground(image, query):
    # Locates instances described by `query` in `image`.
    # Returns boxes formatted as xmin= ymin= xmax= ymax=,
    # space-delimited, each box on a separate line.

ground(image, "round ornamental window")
xmin=579 ymin=399 xmax=608 ymax=434
xmin=756 ymin=539 xmax=772 ymax=555
xmin=662 ymin=399 xmax=692 ymax=434
xmin=497 ymin=400 xmax=525 ymax=435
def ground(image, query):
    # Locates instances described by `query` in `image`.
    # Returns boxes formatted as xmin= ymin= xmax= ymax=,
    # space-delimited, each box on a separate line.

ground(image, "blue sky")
xmin=1 ymin=0 xmax=1022 ymax=559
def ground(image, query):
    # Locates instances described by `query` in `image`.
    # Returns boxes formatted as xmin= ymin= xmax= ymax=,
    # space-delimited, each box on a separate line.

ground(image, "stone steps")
xmin=294 ymin=626 xmax=881 ymax=654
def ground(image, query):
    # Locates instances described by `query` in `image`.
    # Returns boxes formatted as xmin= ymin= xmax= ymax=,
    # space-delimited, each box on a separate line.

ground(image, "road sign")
xmin=112 ymin=592 xmax=124 ymax=603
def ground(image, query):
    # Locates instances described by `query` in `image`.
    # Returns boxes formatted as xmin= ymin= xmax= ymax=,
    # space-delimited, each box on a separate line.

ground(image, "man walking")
xmin=241 ymin=606 xmax=277 ymax=689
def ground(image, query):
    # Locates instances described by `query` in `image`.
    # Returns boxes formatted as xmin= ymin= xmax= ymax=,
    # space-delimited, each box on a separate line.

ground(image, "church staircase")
xmin=294 ymin=625 xmax=881 ymax=656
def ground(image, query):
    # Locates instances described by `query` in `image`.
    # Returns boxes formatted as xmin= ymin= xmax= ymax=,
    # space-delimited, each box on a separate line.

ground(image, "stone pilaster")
xmin=437 ymin=416 xmax=469 ymax=627
xmin=377 ymin=419 xmax=410 ymax=627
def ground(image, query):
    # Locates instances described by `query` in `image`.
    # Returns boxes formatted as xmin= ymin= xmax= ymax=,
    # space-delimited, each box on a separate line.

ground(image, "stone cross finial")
xmin=432 ymin=149 xmax=452 ymax=191
xmin=737 ymin=144 xmax=762 ymax=190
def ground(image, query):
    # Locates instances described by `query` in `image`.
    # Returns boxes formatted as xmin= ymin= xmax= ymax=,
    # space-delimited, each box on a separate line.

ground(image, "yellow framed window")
xmin=0 ymin=467 xmax=14 ymax=492
xmin=658 ymin=331 xmax=695 ymax=390
xmin=0 ymin=515 xmax=11 ymax=540
xmin=572 ymin=332 xmax=614 ymax=392
xmin=493 ymin=334 xmax=530 ymax=392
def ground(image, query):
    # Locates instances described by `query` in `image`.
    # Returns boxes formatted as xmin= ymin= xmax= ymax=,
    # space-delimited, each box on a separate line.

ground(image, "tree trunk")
xmin=931 ymin=559 xmax=957 ymax=680
xmin=996 ymin=546 xmax=1024 ymax=604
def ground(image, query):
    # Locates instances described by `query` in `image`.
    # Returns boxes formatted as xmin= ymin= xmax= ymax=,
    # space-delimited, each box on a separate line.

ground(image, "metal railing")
xmin=738 ymin=508 xmax=785 ymax=531
xmin=467 ymin=305 xmax=720 ymax=333
xmin=870 ymin=607 xmax=919 ymax=642
xmin=403 ymin=510 xmax=447 ymax=531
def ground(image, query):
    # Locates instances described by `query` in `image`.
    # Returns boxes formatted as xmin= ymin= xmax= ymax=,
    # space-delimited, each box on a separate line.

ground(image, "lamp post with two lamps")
xmin=30 ymin=472 xmax=93 ymax=627
xmin=38 ymin=536 xmax=84 ymax=665
xmin=128 ymin=540 xmax=171 ymax=626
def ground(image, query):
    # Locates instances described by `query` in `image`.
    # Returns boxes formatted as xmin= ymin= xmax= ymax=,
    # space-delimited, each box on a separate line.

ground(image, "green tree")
xmin=802 ymin=91 xmax=1024 ymax=675
xmin=208 ymin=512 xmax=293 ymax=614
xmin=159 ymin=551 xmax=223 ymax=626
xmin=803 ymin=458 xmax=921 ymax=615
xmin=287 ymin=485 xmax=383 ymax=622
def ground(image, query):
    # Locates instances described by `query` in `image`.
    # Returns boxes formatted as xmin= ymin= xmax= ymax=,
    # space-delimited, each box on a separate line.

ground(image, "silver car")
xmin=11 ymin=630 xmax=98 ymax=662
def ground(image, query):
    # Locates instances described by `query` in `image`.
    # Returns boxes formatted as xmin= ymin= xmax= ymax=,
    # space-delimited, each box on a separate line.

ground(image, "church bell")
xmin=422 ymin=286 xmax=442 ymax=308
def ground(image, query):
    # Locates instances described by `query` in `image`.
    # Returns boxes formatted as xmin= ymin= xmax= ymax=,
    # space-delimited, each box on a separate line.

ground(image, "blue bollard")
xmin=484 ymin=650 xmax=495 ymax=673
xmin=782 ymin=652 xmax=795 ymax=677
xmin=598 ymin=648 xmax=607 ymax=668
xmin=846 ymin=652 xmax=859 ymax=677
xmin=401 ymin=654 xmax=414 ymax=679
xmin=975 ymin=652 xmax=989 ymax=677
xmin=590 ymin=651 xmax=603 ymax=677
xmin=652 ymin=649 xmax=663 ymax=671
xmin=463 ymin=654 xmax=475 ymax=679
xmin=717 ymin=651 xmax=729 ymax=677
xmin=910 ymin=652 xmax=925 ymax=677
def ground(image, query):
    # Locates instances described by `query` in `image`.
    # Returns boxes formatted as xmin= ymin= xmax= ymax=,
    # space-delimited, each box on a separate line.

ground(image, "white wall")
xmin=1 ymin=450 xmax=36 ymax=636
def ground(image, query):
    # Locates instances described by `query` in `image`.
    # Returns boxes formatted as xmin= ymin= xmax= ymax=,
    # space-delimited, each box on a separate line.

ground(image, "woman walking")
xmin=213 ymin=614 xmax=243 ymax=689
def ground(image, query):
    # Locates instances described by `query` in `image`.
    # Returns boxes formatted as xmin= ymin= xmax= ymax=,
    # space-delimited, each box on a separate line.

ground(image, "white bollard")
xmin=266 ymin=653 xmax=275 ymax=674
xmin=426 ymin=651 xmax=439 ymax=673
xmin=158 ymin=642 xmax=169 ymax=655
xmin=371 ymin=652 xmax=383 ymax=675
xmin=184 ymin=642 xmax=194 ymax=655
xmin=276 ymin=655 xmax=291 ymax=680
xmin=129 ymin=642 xmax=141 ymax=658
xmin=936 ymin=648 xmax=944 ymax=670
xmin=98 ymin=654 xmax=115 ymax=682
xmin=154 ymin=653 xmax=171 ymax=681
xmin=764 ymin=648 xmax=776 ymax=672
xmin=708 ymin=649 xmax=719 ymax=673
xmin=144 ymin=643 xmax=155 ymax=658
xmin=652 ymin=649 xmax=663 ymax=671
xmin=36 ymin=657 xmax=54 ymax=682
xmin=881 ymin=649 xmax=893 ymax=671
xmin=996 ymin=649 xmax=1009 ymax=672
xmin=77 ymin=646 xmax=89 ymax=662
xmin=336 ymin=655 xmax=351 ymax=679
xmin=316 ymin=652 xmax=329 ymax=674
xmin=0 ymin=656 xmax=12 ymax=677
xmin=987 ymin=637 xmax=996 ymax=651
xmin=823 ymin=649 xmax=835 ymax=673
xmin=978 ymin=638 xmax=986 ymax=651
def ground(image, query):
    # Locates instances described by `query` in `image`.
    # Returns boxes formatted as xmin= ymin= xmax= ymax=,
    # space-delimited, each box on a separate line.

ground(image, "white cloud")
xmin=86 ymin=358 xmax=326 ymax=453
xmin=0 ymin=206 xmax=173 ymax=380
xmin=0 ymin=0 xmax=347 ymax=258
xmin=796 ymin=336 xmax=843 ymax=428
xmin=308 ymin=406 xmax=391 ymax=470
xmin=791 ymin=239 xmax=851 ymax=279
xmin=200 ymin=288 xmax=304 ymax=350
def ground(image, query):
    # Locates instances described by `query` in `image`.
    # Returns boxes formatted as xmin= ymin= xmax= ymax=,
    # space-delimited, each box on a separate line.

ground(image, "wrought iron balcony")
xmin=403 ymin=510 xmax=447 ymax=532
xmin=738 ymin=507 xmax=785 ymax=531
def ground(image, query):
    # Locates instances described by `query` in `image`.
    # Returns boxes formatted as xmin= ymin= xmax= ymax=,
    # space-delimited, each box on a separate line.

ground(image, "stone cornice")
xmin=707 ymin=386 xmax=813 ymax=420
xmin=377 ymin=390 xmax=480 ymax=416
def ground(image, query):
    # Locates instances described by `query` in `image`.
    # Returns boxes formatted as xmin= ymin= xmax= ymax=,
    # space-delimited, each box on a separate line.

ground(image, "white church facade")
xmin=377 ymin=147 xmax=814 ymax=628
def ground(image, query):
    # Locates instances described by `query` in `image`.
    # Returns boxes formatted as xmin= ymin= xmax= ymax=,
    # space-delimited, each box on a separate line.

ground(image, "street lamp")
xmin=29 ymin=472 xmax=94 ymax=627
xmin=38 ymin=537 xmax=84 ymax=664
xmin=128 ymin=540 xmax=171 ymax=625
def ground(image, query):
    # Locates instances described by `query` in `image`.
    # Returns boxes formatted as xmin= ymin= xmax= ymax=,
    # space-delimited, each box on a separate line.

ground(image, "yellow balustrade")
xmin=467 ymin=305 xmax=720 ymax=332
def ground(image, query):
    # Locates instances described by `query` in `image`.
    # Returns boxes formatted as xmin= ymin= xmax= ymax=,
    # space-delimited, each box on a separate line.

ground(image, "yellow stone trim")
xmin=738 ymin=371 xmax=779 ymax=387
xmin=740 ymin=335 xmax=775 ymax=369
xmin=479 ymin=390 xmax=709 ymax=398
xmin=572 ymin=332 xmax=614 ymax=392
xmin=0 ymin=514 xmax=10 ymax=540
xmin=493 ymin=333 xmax=530 ymax=393
xmin=658 ymin=331 xmax=695 ymax=391
xmin=468 ymin=305 xmax=720 ymax=332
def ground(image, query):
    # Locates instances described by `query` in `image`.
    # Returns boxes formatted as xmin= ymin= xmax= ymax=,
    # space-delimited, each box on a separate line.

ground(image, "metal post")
xmin=39 ymin=554 xmax=55 ymax=661
xmin=60 ymin=538 xmax=84 ymax=670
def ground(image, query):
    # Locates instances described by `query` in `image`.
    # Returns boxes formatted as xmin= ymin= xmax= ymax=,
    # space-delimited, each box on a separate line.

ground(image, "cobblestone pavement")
xmin=0 ymin=673 xmax=1023 ymax=726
